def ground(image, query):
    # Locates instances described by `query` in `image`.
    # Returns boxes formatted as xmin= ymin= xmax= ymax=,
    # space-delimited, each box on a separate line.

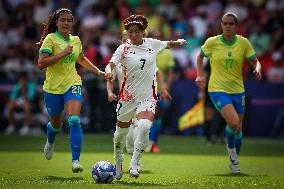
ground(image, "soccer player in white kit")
xmin=106 ymin=39 xmax=172 ymax=173
xmin=105 ymin=14 xmax=187 ymax=179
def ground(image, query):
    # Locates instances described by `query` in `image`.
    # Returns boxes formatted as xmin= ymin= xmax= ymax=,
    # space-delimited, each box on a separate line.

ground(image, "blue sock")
xmin=68 ymin=115 xmax=83 ymax=161
xmin=225 ymin=126 xmax=236 ymax=149
xmin=47 ymin=122 xmax=61 ymax=144
xmin=149 ymin=119 xmax=161 ymax=143
xmin=234 ymin=132 xmax=243 ymax=155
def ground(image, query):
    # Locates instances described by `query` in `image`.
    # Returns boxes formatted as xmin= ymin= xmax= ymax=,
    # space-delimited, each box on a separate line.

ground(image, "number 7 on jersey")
xmin=140 ymin=59 xmax=146 ymax=70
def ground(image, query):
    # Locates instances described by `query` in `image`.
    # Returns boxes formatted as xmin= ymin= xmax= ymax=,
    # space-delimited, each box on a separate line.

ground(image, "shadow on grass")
xmin=122 ymin=170 xmax=152 ymax=174
xmin=115 ymin=180 xmax=164 ymax=186
xmin=44 ymin=176 xmax=84 ymax=182
xmin=209 ymin=173 xmax=267 ymax=177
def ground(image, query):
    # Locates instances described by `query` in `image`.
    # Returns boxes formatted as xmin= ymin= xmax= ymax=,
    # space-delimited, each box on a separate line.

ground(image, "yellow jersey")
xmin=201 ymin=34 xmax=256 ymax=93
xmin=39 ymin=31 xmax=83 ymax=94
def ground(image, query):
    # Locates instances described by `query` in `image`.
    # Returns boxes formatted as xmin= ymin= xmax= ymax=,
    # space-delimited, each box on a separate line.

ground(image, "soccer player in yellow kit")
xmin=195 ymin=12 xmax=262 ymax=173
xmin=37 ymin=8 xmax=106 ymax=173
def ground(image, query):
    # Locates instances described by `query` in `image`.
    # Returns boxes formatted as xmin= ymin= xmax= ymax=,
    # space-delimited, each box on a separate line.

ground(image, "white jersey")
xmin=112 ymin=62 xmax=123 ymax=86
xmin=110 ymin=38 xmax=167 ymax=102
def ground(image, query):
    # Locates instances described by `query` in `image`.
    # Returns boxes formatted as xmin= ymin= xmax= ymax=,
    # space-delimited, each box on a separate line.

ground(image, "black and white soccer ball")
xmin=92 ymin=161 xmax=115 ymax=184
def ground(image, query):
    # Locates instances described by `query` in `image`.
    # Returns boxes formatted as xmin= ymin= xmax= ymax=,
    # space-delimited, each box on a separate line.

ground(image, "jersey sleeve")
xmin=201 ymin=37 xmax=214 ymax=57
xmin=244 ymin=38 xmax=257 ymax=61
xmin=39 ymin=34 xmax=53 ymax=55
xmin=109 ymin=44 xmax=124 ymax=65
xmin=150 ymin=38 xmax=167 ymax=53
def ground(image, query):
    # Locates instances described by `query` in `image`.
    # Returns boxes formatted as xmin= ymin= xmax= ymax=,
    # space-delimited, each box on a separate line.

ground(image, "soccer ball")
xmin=92 ymin=161 xmax=115 ymax=184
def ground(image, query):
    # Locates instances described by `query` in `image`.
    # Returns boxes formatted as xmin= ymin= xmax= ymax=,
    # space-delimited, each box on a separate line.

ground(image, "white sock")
xmin=131 ymin=119 xmax=152 ymax=165
xmin=113 ymin=126 xmax=129 ymax=163
xmin=126 ymin=124 xmax=134 ymax=154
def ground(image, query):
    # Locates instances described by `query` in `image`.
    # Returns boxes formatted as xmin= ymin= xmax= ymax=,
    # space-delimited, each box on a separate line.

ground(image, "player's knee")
xmin=114 ymin=126 xmax=129 ymax=141
xmin=138 ymin=119 xmax=152 ymax=135
xmin=68 ymin=115 xmax=80 ymax=127
xmin=227 ymin=120 xmax=241 ymax=131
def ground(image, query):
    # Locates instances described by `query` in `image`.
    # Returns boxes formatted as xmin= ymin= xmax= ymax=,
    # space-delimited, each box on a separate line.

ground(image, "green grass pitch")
xmin=0 ymin=134 xmax=284 ymax=189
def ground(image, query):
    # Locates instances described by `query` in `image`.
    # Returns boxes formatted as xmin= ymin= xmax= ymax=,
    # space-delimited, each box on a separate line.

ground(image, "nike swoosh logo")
xmin=229 ymin=155 xmax=234 ymax=163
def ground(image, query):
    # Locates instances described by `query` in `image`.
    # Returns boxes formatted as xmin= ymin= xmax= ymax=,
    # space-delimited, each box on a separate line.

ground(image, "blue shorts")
xmin=208 ymin=92 xmax=245 ymax=114
xmin=44 ymin=85 xmax=83 ymax=116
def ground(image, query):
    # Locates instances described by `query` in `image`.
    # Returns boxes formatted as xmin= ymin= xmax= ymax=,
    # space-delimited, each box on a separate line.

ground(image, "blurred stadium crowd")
xmin=0 ymin=0 xmax=284 ymax=135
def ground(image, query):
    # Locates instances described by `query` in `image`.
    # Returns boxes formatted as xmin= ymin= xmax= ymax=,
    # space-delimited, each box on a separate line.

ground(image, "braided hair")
xmin=38 ymin=8 xmax=73 ymax=45
xmin=123 ymin=14 xmax=148 ymax=31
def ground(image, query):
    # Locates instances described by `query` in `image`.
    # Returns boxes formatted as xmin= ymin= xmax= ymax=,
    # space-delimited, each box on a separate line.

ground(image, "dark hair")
xmin=222 ymin=12 xmax=238 ymax=25
xmin=37 ymin=8 xmax=73 ymax=45
xmin=123 ymin=14 xmax=148 ymax=31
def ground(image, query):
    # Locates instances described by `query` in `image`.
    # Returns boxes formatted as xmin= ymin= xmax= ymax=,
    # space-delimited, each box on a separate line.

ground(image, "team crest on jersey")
xmin=63 ymin=53 xmax=75 ymax=64
xmin=217 ymin=101 xmax=222 ymax=107
xmin=228 ymin=52 xmax=232 ymax=57
xmin=147 ymin=48 xmax=153 ymax=53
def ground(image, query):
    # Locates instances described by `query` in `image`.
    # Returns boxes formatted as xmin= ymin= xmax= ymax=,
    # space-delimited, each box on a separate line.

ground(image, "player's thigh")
xmin=65 ymin=100 xmax=81 ymax=116
xmin=63 ymin=85 xmax=83 ymax=115
xmin=136 ymin=97 xmax=156 ymax=121
xmin=116 ymin=100 xmax=136 ymax=124
xmin=209 ymin=92 xmax=240 ymax=129
xmin=220 ymin=104 xmax=240 ymax=128
xmin=231 ymin=93 xmax=245 ymax=114
xmin=44 ymin=91 xmax=64 ymax=117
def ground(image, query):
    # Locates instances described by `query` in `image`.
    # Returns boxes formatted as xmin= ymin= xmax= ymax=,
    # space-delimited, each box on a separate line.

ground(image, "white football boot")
xmin=226 ymin=145 xmax=240 ymax=173
xmin=129 ymin=161 xmax=140 ymax=178
xmin=44 ymin=140 xmax=54 ymax=160
xmin=72 ymin=160 xmax=83 ymax=173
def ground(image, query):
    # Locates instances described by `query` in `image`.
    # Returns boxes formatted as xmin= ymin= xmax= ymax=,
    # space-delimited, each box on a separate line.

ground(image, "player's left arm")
xmin=166 ymin=39 xmax=187 ymax=49
xmin=77 ymin=54 xmax=105 ymax=78
xmin=245 ymin=39 xmax=262 ymax=81
xmin=249 ymin=58 xmax=262 ymax=80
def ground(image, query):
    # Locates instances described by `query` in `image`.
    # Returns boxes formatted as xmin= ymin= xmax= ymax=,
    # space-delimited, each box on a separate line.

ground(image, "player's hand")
xmin=98 ymin=71 xmax=105 ymax=78
xmin=62 ymin=45 xmax=73 ymax=56
xmin=160 ymin=88 xmax=172 ymax=101
xmin=195 ymin=76 xmax=206 ymax=89
xmin=105 ymin=72 xmax=113 ymax=81
xmin=253 ymin=66 xmax=262 ymax=80
xmin=107 ymin=92 xmax=117 ymax=102
xmin=177 ymin=39 xmax=187 ymax=46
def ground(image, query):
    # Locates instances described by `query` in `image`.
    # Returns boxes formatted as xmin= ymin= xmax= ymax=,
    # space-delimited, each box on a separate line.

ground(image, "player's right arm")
xmin=38 ymin=45 xmax=73 ymax=70
xmin=195 ymin=53 xmax=206 ymax=89
xmin=106 ymin=67 xmax=118 ymax=102
xmin=195 ymin=38 xmax=213 ymax=89
xmin=105 ymin=63 xmax=115 ymax=81
xmin=106 ymin=79 xmax=117 ymax=102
